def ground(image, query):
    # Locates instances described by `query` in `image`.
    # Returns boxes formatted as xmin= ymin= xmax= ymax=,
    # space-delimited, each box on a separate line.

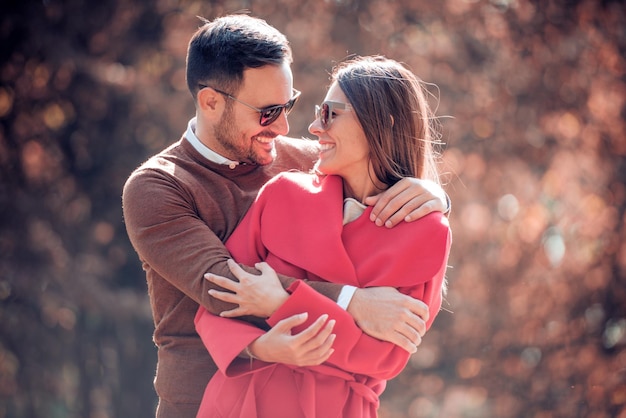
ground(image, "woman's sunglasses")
xmin=315 ymin=101 xmax=353 ymax=129
xmin=200 ymin=85 xmax=301 ymax=127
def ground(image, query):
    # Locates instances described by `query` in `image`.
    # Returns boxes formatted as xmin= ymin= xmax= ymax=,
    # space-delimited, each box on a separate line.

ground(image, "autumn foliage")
xmin=1 ymin=0 xmax=624 ymax=417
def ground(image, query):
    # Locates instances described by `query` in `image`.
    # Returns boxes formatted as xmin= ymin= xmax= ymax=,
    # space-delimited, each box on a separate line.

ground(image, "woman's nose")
xmin=308 ymin=117 xmax=324 ymax=136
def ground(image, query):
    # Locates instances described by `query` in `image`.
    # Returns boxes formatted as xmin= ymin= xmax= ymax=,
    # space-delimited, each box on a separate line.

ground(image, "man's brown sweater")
xmin=122 ymin=136 xmax=342 ymax=416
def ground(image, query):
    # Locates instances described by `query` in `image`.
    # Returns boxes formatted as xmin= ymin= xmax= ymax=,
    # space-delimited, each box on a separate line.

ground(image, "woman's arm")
xmin=265 ymin=213 xmax=451 ymax=380
xmin=194 ymin=307 xmax=335 ymax=377
xmin=215 ymin=174 xmax=448 ymax=348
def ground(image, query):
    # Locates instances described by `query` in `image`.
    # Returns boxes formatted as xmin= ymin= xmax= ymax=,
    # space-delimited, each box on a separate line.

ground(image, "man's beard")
xmin=213 ymin=109 xmax=277 ymax=165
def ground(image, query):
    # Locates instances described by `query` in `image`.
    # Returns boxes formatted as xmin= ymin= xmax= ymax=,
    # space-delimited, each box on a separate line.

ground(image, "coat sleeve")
xmin=266 ymin=214 xmax=451 ymax=380
xmin=225 ymin=174 xmax=345 ymax=300
xmin=194 ymin=306 xmax=274 ymax=377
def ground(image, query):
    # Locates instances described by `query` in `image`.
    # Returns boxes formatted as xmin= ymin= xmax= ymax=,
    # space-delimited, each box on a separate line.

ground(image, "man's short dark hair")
xmin=186 ymin=14 xmax=292 ymax=99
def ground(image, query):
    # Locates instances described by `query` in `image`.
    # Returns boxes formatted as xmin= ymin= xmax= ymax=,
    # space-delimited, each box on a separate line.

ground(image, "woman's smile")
xmin=319 ymin=141 xmax=335 ymax=155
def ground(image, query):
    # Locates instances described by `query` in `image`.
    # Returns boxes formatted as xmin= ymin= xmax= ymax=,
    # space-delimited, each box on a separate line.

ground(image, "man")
xmin=122 ymin=14 xmax=449 ymax=417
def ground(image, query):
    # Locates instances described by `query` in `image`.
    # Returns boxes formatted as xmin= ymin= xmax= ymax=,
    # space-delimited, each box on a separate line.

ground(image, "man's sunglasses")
xmin=315 ymin=101 xmax=353 ymax=129
xmin=199 ymin=84 xmax=301 ymax=127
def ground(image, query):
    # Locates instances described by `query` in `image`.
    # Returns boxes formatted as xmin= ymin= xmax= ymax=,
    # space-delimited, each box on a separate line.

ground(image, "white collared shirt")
xmin=185 ymin=117 xmax=240 ymax=169
xmin=343 ymin=198 xmax=367 ymax=225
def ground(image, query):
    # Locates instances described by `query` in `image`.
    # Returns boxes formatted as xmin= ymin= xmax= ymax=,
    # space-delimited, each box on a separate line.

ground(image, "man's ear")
xmin=197 ymin=87 xmax=220 ymax=112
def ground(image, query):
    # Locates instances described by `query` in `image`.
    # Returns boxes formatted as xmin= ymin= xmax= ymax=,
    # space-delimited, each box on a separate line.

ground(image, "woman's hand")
xmin=248 ymin=313 xmax=336 ymax=367
xmin=206 ymin=259 xmax=289 ymax=318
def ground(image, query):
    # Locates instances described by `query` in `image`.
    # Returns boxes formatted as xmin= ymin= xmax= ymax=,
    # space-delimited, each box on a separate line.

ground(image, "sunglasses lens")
xmin=284 ymin=98 xmax=296 ymax=115
xmin=259 ymin=93 xmax=299 ymax=126
xmin=321 ymin=103 xmax=330 ymax=128
xmin=260 ymin=107 xmax=282 ymax=126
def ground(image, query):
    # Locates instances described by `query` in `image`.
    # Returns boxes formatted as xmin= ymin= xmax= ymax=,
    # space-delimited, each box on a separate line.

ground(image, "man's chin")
xmin=251 ymin=143 xmax=277 ymax=165
xmin=250 ymin=150 xmax=276 ymax=166
xmin=256 ymin=154 xmax=276 ymax=166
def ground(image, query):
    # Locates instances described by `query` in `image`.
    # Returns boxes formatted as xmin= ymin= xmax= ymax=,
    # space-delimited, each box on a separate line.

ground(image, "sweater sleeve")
xmin=122 ymin=164 xmax=341 ymax=325
xmin=266 ymin=214 xmax=451 ymax=380
xmin=122 ymin=166 xmax=237 ymax=313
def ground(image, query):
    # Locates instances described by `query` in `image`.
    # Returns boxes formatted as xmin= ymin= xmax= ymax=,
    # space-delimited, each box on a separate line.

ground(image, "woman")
xmin=195 ymin=55 xmax=451 ymax=417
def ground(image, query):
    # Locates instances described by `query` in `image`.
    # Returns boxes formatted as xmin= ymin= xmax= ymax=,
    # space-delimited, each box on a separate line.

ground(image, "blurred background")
xmin=1 ymin=0 xmax=624 ymax=417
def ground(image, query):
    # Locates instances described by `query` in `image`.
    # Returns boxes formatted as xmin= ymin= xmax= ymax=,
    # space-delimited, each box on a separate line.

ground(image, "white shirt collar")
xmin=343 ymin=198 xmax=367 ymax=225
xmin=184 ymin=117 xmax=240 ymax=169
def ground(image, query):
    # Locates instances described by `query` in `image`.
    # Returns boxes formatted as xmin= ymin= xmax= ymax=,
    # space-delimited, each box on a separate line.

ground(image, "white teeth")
xmin=320 ymin=143 xmax=334 ymax=151
xmin=255 ymin=137 xmax=273 ymax=144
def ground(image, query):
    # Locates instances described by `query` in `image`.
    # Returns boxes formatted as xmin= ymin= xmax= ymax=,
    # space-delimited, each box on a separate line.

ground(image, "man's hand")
xmin=206 ymin=259 xmax=288 ymax=318
xmin=364 ymin=178 xmax=448 ymax=228
xmin=347 ymin=287 xmax=428 ymax=353
xmin=249 ymin=313 xmax=336 ymax=367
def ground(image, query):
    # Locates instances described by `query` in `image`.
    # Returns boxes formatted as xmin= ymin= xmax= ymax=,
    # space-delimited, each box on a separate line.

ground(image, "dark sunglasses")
xmin=315 ymin=101 xmax=353 ymax=129
xmin=199 ymin=84 xmax=301 ymax=126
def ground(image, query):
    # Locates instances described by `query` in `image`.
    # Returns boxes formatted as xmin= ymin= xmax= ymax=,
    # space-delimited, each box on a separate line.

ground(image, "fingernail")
xmin=385 ymin=220 xmax=393 ymax=228
xmin=375 ymin=218 xmax=383 ymax=227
